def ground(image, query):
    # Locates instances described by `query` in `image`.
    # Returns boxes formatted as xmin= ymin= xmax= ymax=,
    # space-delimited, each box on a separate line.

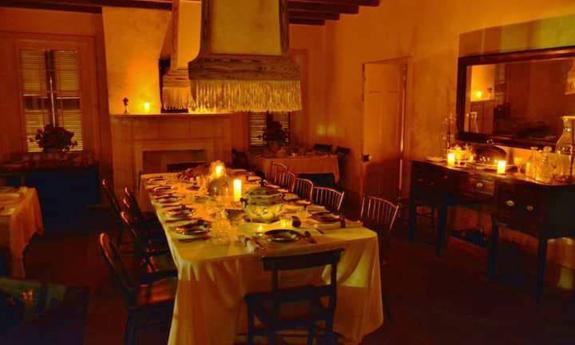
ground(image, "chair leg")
xmin=246 ymin=304 xmax=255 ymax=345
xmin=124 ymin=313 xmax=137 ymax=345
xmin=267 ymin=329 xmax=276 ymax=345
xmin=307 ymin=325 xmax=315 ymax=345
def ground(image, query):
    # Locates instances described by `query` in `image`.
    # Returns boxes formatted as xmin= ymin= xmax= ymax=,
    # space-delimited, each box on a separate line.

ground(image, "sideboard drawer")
xmin=411 ymin=162 xmax=459 ymax=204
xmin=495 ymin=183 xmax=544 ymax=235
xmin=461 ymin=175 xmax=495 ymax=198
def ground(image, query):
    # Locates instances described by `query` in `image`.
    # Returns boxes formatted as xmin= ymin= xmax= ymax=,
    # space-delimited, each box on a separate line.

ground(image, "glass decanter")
xmin=555 ymin=116 xmax=575 ymax=183
xmin=536 ymin=146 xmax=554 ymax=184
xmin=524 ymin=147 xmax=538 ymax=179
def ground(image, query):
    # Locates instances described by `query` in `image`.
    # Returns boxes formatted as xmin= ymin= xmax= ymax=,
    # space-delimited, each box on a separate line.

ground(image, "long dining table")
xmin=140 ymin=172 xmax=383 ymax=345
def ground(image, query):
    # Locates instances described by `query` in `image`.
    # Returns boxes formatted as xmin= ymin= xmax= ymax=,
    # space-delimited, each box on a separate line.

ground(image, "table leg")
xmin=488 ymin=218 xmax=499 ymax=281
xmin=436 ymin=204 xmax=448 ymax=257
xmin=408 ymin=198 xmax=417 ymax=242
xmin=536 ymin=238 xmax=548 ymax=305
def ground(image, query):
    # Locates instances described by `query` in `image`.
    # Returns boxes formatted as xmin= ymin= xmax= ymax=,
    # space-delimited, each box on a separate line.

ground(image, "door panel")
xmin=362 ymin=62 xmax=405 ymax=200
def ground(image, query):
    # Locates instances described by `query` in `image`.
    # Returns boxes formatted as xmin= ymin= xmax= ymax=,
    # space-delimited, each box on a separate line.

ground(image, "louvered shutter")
xmin=20 ymin=49 xmax=83 ymax=152
xmin=248 ymin=112 xmax=291 ymax=147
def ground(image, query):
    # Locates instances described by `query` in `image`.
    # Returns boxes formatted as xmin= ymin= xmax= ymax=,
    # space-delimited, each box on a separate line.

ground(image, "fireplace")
xmin=110 ymin=113 xmax=232 ymax=195
xmin=142 ymin=149 xmax=207 ymax=173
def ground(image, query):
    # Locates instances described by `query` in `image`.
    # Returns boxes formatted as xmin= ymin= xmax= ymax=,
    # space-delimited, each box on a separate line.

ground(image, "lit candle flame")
xmin=497 ymin=160 xmax=507 ymax=175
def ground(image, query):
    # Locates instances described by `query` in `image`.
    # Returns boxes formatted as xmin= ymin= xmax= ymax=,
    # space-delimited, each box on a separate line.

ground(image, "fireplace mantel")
xmin=110 ymin=113 xmax=232 ymax=194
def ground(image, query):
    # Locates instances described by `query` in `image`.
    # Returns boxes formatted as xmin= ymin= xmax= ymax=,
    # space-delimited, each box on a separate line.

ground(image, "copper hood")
xmin=169 ymin=0 xmax=301 ymax=113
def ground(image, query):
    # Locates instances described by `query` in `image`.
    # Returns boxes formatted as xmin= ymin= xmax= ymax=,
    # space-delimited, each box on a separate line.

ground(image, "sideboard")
xmin=408 ymin=159 xmax=575 ymax=302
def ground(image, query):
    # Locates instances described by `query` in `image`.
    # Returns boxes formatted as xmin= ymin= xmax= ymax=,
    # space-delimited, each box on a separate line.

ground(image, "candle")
xmin=497 ymin=160 xmax=507 ymax=175
xmin=233 ymin=178 xmax=242 ymax=202
xmin=447 ymin=152 xmax=456 ymax=166
xmin=214 ymin=164 xmax=224 ymax=178
xmin=143 ymin=102 xmax=151 ymax=113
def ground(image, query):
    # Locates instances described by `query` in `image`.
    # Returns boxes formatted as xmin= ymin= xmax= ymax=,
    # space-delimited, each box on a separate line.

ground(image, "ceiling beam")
xmin=1 ymin=0 xmax=379 ymax=25
xmin=288 ymin=10 xmax=339 ymax=21
xmin=289 ymin=18 xmax=326 ymax=26
xmin=0 ymin=0 xmax=171 ymax=11
xmin=288 ymin=1 xmax=359 ymax=14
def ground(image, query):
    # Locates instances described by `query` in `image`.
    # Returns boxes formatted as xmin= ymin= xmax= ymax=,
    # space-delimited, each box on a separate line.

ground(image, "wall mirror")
xmin=456 ymin=46 xmax=575 ymax=148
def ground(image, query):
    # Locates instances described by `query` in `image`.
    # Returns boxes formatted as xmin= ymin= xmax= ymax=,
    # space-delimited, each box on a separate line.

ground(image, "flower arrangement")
xmin=262 ymin=119 xmax=288 ymax=145
xmin=32 ymin=124 xmax=77 ymax=152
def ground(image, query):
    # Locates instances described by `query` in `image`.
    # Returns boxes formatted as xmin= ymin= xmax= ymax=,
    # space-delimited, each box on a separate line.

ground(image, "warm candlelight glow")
xmin=143 ymin=102 xmax=151 ymax=113
xmin=497 ymin=160 xmax=507 ymax=174
xmin=214 ymin=164 xmax=224 ymax=178
xmin=447 ymin=152 xmax=456 ymax=166
xmin=233 ymin=178 xmax=242 ymax=202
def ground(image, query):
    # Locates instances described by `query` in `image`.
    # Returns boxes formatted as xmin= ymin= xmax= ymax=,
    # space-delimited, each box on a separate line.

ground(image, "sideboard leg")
xmin=436 ymin=204 xmax=448 ymax=257
xmin=408 ymin=199 xmax=417 ymax=242
xmin=488 ymin=218 xmax=499 ymax=281
xmin=536 ymin=238 xmax=548 ymax=305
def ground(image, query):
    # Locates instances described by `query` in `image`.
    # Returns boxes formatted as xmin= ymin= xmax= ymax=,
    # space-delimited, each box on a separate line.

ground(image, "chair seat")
xmin=135 ymin=277 xmax=177 ymax=308
xmin=145 ymin=252 xmax=177 ymax=274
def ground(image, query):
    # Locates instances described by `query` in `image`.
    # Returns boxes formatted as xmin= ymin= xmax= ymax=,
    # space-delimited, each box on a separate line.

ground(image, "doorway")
xmin=361 ymin=59 xmax=408 ymax=201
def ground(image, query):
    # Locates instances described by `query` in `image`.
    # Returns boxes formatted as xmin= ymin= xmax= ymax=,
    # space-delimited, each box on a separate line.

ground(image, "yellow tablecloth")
xmin=0 ymin=187 xmax=43 ymax=277
xmin=141 ymin=174 xmax=383 ymax=345
xmin=250 ymin=154 xmax=341 ymax=182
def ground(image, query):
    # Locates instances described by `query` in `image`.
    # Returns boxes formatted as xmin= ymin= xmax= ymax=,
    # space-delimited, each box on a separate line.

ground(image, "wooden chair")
xmin=119 ymin=208 xmax=175 ymax=276
xmin=245 ymin=249 xmax=344 ymax=345
xmin=276 ymin=169 xmax=296 ymax=190
xmin=122 ymin=187 xmax=163 ymax=237
xmin=285 ymin=171 xmax=297 ymax=192
xmin=360 ymin=195 xmax=399 ymax=323
xmin=98 ymin=233 xmax=176 ymax=345
xmin=101 ymin=178 xmax=126 ymax=245
xmin=293 ymin=178 xmax=314 ymax=200
xmin=269 ymin=162 xmax=288 ymax=185
xmin=360 ymin=195 xmax=399 ymax=259
xmin=312 ymin=187 xmax=345 ymax=213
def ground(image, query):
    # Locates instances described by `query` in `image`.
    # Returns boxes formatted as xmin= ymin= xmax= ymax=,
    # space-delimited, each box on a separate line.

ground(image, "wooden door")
xmin=362 ymin=62 xmax=406 ymax=200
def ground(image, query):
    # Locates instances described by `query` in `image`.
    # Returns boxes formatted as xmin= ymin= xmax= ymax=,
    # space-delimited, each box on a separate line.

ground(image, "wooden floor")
xmin=21 ymin=208 xmax=575 ymax=345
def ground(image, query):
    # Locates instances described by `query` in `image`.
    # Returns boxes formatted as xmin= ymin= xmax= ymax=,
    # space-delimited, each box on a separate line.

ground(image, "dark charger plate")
xmin=264 ymin=229 xmax=302 ymax=242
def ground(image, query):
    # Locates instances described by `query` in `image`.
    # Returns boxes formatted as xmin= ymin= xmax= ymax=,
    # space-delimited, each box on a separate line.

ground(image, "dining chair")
xmin=244 ymin=248 xmax=344 ymax=345
xmin=276 ymin=169 xmax=295 ymax=190
xmin=285 ymin=171 xmax=297 ymax=192
xmin=360 ymin=195 xmax=399 ymax=324
xmin=360 ymin=195 xmax=400 ymax=259
xmin=293 ymin=178 xmax=314 ymax=200
xmin=269 ymin=162 xmax=288 ymax=185
xmin=122 ymin=187 xmax=163 ymax=237
xmin=98 ymin=233 xmax=176 ymax=345
xmin=101 ymin=178 xmax=126 ymax=245
xmin=119 ymin=208 xmax=175 ymax=276
xmin=312 ymin=187 xmax=345 ymax=213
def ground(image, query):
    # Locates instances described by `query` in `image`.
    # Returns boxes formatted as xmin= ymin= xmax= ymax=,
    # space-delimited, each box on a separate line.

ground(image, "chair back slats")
xmin=101 ymin=179 xmax=122 ymax=218
xmin=360 ymin=195 xmax=399 ymax=237
xmin=263 ymin=249 xmax=343 ymax=312
xmin=284 ymin=171 xmax=297 ymax=191
xmin=262 ymin=249 xmax=343 ymax=272
xmin=98 ymin=233 xmax=136 ymax=306
xmin=269 ymin=162 xmax=288 ymax=185
xmin=312 ymin=187 xmax=345 ymax=213
xmin=293 ymin=178 xmax=314 ymax=200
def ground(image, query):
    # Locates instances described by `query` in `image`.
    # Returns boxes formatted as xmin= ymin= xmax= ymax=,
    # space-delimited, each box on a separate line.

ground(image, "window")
xmin=20 ymin=49 xmax=83 ymax=152
xmin=248 ymin=112 xmax=291 ymax=146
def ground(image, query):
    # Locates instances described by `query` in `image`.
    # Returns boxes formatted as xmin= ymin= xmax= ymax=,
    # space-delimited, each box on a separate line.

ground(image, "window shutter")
xmin=248 ymin=112 xmax=291 ymax=147
xmin=54 ymin=50 xmax=83 ymax=150
xmin=21 ymin=49 xmax=50 ymax=152
xmin=20 ymin=49 xmax=83 ymax=152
